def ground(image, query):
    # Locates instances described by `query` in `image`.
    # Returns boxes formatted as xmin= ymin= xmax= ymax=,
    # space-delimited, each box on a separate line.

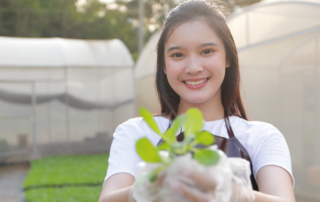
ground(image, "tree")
xmin=0 ymin=0 xmax=139 ymax=59
xmin=0 ymin=0 xmax=261 ymax=60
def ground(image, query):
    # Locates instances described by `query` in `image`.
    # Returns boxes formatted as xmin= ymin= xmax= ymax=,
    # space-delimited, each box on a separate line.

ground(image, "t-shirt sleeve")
xmin=251 ymin=124 xmax=295 ymax=186
xmin=104 ymin=119 xmax=142 ymax=184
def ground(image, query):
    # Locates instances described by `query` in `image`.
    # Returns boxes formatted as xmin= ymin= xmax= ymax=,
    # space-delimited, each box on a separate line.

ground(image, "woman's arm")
xmin=171 ymin=165 xmax=295 ymax=202
xmin=98 ymin=173 xmax=135 ymax=202
xmin=254 ymin=165 xmax=295 ymax=202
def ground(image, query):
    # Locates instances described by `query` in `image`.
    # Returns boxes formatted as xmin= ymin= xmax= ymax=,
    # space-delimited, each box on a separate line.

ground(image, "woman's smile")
xmin=182 ymin=78 xmax=209 ymax=89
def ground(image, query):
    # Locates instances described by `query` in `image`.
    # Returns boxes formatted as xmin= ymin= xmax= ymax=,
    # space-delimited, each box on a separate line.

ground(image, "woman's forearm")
xmin=98 ymin=186 xmax=132 ymax=202
xmin=254 ymin=191 xmax=292 ymax=202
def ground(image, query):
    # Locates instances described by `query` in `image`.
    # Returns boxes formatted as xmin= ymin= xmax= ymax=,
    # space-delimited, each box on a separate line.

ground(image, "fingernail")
xmin=168 ymin=180 xmax=180 ymax=190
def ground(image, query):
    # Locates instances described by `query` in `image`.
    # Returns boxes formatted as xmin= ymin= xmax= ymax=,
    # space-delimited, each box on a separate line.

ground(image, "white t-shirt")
xmin=104 ymin=116 xmax=294 ymax=186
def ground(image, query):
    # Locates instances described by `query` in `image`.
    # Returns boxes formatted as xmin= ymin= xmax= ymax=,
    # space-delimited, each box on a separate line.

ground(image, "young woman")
xmin=99 ymin=1 xmax=295 ymax=201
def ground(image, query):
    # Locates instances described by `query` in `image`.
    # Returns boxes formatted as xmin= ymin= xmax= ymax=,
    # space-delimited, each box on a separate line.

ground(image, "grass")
xmin=25 ymin=186 xmax=102 ymax=202
xmin=23 ymin=153 xmax=109 ymax=188
xmin=23 ymin=153 xmax=109 ymax=202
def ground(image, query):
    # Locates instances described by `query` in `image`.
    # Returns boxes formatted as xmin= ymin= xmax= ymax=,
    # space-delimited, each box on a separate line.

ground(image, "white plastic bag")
xmin=130 ymin=147 xmax=254 ymax=202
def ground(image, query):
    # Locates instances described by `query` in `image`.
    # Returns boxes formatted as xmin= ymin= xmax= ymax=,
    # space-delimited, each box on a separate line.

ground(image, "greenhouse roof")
xmin=228 ymin=0 xmax=320 ymax=50
xmin=0 ymin=37 xmax=134 ymax=67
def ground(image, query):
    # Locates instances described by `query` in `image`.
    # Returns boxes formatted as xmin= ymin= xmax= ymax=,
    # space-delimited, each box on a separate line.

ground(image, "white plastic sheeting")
xmin=0 ymin=37 xmax=135 ymax=156
xmin=135 ymin=31 xmax=160 ymax=113
xmin=0 ymin=37 xmax=133 ymax=67
xmin=135 ymin=0 xmax=320 ymax=199
xmin=135 ymin=32 xmax=160 ymax=113
xmin=228 ymin=0 xmax=320 ymax=198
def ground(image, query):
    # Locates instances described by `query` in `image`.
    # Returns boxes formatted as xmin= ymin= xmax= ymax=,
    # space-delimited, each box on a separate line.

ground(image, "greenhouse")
xmin=135 ymin=0 xmax=320 ymax=199
xmin=0 ymin=37 xmax=135 ymax=162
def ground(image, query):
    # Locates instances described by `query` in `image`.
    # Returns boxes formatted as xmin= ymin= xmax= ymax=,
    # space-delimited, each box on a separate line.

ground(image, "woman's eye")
xmin=202 ymin=49 xmax=213 ymax=55
xmin=172 ymin=53 xmax=184 ymax=58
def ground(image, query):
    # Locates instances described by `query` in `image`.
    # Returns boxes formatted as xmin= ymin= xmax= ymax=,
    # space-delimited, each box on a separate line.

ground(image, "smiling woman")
xmin=164 ymin=20 xmax=228 ymax=106
xmin=98 ymin=1 xmax=296 ymax=202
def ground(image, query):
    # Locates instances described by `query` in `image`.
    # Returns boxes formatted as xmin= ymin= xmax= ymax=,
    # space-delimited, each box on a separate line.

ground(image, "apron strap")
xmin=224 ymin=115 xmax=259 ymax=191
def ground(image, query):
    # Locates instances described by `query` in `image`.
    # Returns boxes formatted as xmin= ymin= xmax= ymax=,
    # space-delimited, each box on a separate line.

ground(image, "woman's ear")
xmin=226 ymin=59 xmax=230 ymax=68
xmin=163 ymin=66 xmax=167 ymax=74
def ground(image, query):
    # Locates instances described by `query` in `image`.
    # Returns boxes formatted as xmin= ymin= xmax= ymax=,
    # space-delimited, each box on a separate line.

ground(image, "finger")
xmin=169 ymin=180 xmax=211 ymax=202
xmin=183 ymin=169 xmax=217 ymax=191
xmin=154 ymin=172 xmax=166 ymax=187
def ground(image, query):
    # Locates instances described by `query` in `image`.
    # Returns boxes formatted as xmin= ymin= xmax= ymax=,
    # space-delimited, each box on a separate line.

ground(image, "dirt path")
xmin=0 ymin=164 xmax=29 ymax=202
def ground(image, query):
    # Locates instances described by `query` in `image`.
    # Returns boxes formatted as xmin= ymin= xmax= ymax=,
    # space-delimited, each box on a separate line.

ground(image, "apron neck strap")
xmin=224 ymin=113 xmax=235 ymax=138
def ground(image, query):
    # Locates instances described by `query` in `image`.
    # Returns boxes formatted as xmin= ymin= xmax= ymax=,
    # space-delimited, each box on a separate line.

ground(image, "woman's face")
xmin=164 ymin=20 xmax=229 ymax=105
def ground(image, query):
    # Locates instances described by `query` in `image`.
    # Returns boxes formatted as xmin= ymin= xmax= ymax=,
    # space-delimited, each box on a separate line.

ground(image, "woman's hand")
xmin=167 ymin=167 xmax=256 ymax=202
xmin=167 ymin=168 xmax=217 ymax=202
xmin=131 ymin=152 xmax=255 ymax=202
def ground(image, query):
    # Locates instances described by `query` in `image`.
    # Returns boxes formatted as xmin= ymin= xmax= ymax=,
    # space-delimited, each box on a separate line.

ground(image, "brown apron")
xmin=156 ymin=116 xmax=259 ymax=191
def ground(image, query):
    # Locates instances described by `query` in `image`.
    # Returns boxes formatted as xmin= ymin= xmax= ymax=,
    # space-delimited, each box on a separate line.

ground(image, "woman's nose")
xmin=185 ymin=55 xmax=203 ymax=74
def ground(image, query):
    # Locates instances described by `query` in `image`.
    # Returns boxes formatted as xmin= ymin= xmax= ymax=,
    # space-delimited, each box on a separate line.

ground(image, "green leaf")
xmin=149 ymin=172 xmax=158 ymax=182
xmin=194 ymin=149 xmax=220 ymax=166
xmin=140 ymin=108 xmax=162 ymax=136
xmin=161 ymin=115 xmax=186 ymax=144
xmin=162 ymin=128 xmax=175 ymax=143
xmin=184 ymin=108 xmax=203 ymax=136
xmin=136 ymin=138 xmax=162 ymax=163
xmin=171 ymin=114 xmax=187 ymax=136
xmin=195 ymin=131 xmax=215 ymax=146
xmin=157 ymin=142 xmax=170 ymax=151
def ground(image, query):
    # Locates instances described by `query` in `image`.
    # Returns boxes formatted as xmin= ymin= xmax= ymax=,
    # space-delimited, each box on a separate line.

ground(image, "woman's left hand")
xmin=166 ymin=167 xmax=256 ymax=202
xmin=167 ymin=168 xmax=217 ymax=202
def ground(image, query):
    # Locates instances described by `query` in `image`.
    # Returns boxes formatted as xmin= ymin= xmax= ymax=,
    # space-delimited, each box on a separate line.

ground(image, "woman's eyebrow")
xmin=198 ymin=42 xmax=218 ymax=48
xmin=166 ymin=46 xmax=183 ymax=53
xmin=166 ymin=42 xmax=218 ymax=53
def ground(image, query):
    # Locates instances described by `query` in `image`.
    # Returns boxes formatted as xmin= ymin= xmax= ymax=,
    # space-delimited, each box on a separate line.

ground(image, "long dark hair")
xmin=155 ymin=0 xmax=247 ymax=121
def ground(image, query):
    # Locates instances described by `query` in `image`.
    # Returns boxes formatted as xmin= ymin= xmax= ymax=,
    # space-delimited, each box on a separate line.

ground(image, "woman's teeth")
xmin=184 ymin=78 xmax=208 ymax=86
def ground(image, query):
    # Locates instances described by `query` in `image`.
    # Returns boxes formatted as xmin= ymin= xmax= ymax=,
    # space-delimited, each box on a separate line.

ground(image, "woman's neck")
xmin=177 ymin=91 xmax=224 ymax=122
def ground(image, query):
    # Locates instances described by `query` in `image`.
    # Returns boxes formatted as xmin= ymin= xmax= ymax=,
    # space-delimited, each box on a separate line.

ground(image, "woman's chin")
xmin=182 ymin=96 xmax=211 ymax=105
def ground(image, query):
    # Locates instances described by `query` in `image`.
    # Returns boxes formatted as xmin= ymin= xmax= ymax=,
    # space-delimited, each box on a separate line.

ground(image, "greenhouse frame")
xmin=0 ymin=37 xmax=135 ymax=163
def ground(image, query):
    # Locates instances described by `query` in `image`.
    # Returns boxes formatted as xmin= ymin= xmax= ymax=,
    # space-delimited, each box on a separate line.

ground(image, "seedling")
xmin=136 ymin=108 xmax=220 ymax=183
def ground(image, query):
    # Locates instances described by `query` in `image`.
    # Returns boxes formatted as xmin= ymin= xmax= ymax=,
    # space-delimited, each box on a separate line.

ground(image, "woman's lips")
xmin=183 ymin=78 xmax=209 ymax=89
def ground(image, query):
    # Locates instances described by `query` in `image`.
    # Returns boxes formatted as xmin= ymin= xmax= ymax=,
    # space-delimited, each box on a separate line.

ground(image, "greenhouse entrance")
xmin=0 ymin=37 xmax=135 ymax=164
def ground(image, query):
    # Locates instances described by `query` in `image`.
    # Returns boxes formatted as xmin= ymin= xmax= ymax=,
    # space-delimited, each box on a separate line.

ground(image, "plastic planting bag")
xmin=131 ymin=147 xmax=254 ymax=202
xmin=130 ymin=108 xmax=255 ymax=202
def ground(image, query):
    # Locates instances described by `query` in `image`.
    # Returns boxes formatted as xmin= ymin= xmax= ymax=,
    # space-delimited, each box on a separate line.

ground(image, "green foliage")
xmin=195 ymin=131 xmax=215 ymax=146
xmin=25 ymin=186 xmax=101 ymax=202
xmin=0 ymin=0 xmax=139 ymax=55
xmin=0 ymin=0 xmax=261 ymax=59
xmin=23 ymin=153 xmax=109 ymax=188
xmin=140 ymin=108 xmax=162 ymax=136
xmin=0 ymin=139 xmax=9 ymax=151
xmin=170 ymin=114 xmax=187 ymax=140
xmin=185 ymin=108 xmax=204 ymax=136
xmin=136 ymin=137 xmax=162 ymax=163
xmin=137 ymin=107 xmax=220 ymax=182
xmin=194 ymin=149 xmax=220 ymax=166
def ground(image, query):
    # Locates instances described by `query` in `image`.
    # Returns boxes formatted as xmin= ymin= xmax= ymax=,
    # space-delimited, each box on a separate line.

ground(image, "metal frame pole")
xmin=47 ymin=78 xmax=52 ymax=144
xmin=132 ymin=66 xmax=137 ymax=116
xmin=138 ymin=0 xmax=144 ymax=54
xmin=246 ymin=11 xmax=250 ymax=47
xmin=97 ymin=68 xmax=100 ymax=133
xmin=64 ymin=66 xmax=70 ymax=153
xmin=31 ymin=81 xmax=38 ymax=158
xmin=315 ymin=34 xmax=319 ymax=157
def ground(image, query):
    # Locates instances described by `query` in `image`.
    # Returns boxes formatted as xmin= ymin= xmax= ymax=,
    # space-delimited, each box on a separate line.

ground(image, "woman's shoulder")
xmin=231 ymin=116 xmax=287 ymax=151
xmin=232 ymin=117 xmax=293 ymax=184
xmin=114 ymin=116 xmax=170 ymax=140
xmin=117 ymin=116 xmax=169 ymax=130
xmin=231 ymin=116 xmax=280 ymax=137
